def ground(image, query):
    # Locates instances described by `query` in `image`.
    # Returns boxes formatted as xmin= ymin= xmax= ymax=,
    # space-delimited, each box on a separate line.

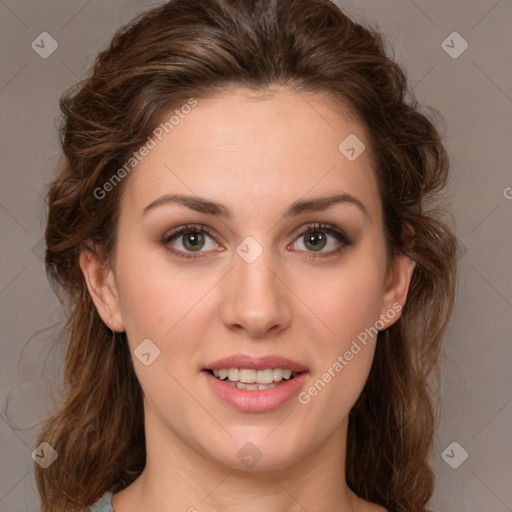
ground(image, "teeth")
xmin=239 ymin=369 xmax=257 ymax=383
xmin=273 ymin=369 xmax=284 ymax=381
xmin=227 ymin=368 xmax=239 ymax=381
xmin=254 ymin=369 xmax=273 ymax=384
xmin=211 ymin=367 xmax=297 ymax=384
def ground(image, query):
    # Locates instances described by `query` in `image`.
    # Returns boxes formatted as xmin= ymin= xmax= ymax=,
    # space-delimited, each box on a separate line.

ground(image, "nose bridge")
xmin=236 ymin=246 xmax=278 ymax=298
xmin=220 ymin=239 xmax=291 ymax=336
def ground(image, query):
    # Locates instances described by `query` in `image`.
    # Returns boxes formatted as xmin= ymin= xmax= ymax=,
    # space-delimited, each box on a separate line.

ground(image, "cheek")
xmin=307 ymin=254 xmax=386 ymax=343
xmin=114 ymin=259 xmax=210 ymax=406
xmin=114 ymin=250 xmax=225 ymax=387
xmin=296 ymin=249 xmax=386 ymax=410
xmin=298 ymin=284 xmax=380 ymax=427
xmin=113 ymin=233 xmax=201 ymax=331
xmin=118 ymin=273 xmax=207 ymax=347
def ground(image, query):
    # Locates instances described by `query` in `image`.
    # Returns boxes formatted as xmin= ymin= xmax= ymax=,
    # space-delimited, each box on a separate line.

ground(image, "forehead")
xmin=120 ymin=88 xmax=380 ymax=223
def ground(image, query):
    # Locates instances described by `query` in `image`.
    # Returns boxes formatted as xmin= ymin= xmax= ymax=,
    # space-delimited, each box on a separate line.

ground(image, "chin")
xmin=202 ymin=433 xmax=305 ymax=472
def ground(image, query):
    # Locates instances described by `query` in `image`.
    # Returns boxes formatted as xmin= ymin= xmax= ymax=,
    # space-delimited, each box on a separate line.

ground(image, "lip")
xmin=203 ymin=370 xmax=309 ymax=412
xmin=203 ymin=354 xmax=309 ymax=373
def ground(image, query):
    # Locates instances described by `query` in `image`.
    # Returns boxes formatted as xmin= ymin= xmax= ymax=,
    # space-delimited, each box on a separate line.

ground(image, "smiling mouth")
xmin=205 ymin=367 xmax=303 ymax=391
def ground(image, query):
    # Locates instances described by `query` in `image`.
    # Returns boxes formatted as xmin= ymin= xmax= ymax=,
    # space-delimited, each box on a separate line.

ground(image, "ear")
xmin=378 ymin=222 xmax=416 ymax=330
xmin=79 ymin=245 xmax=125 ymax=332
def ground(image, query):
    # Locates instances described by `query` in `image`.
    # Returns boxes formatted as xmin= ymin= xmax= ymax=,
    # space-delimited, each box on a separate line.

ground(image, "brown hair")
xmin=35 ymin=1 xmax=457 ymax=510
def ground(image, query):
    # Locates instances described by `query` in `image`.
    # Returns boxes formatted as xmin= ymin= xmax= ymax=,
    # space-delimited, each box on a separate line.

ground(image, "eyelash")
xmin=159 ymin=222 xmax=352 ymax=261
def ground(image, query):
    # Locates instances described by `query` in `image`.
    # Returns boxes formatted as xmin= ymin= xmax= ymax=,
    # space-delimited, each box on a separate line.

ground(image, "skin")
xmin=80 ymin=87 xmax=415 ymax=512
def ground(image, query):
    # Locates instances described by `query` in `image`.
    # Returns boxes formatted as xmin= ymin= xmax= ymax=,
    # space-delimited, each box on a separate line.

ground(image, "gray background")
xmin=0 ymin=0 xmax=511 ymax=510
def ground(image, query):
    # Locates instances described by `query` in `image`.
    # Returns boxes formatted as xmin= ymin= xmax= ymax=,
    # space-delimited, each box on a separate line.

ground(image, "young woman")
xmin=34 ymin=1 xmax=457 ymax=511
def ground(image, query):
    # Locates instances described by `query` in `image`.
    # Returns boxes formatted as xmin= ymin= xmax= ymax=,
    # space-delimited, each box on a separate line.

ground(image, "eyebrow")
xmin=143 ymin=192 xmax=368 ymax=218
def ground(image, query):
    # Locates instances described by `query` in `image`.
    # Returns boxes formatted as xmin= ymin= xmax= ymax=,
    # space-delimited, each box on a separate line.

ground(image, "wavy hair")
xmin=34 ymin=1 xmax=457 ymax=510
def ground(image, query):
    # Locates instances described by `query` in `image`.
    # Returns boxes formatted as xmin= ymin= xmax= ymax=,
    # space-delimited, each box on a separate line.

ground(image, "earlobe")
xmin=79 ymin=247 xmax=125 ymax=332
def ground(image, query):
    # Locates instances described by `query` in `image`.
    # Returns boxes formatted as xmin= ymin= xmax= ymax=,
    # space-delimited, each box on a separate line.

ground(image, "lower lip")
xmin=203 ymin=371 xmax=309 ymax=412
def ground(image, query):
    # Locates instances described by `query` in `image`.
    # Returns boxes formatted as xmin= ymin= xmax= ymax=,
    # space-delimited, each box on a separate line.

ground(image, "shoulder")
xmin=81 ymin=491 xmax=115 ymax=512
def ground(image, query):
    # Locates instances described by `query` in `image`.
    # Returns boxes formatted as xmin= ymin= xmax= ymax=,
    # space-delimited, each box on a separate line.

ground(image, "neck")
xmin=113 ymin=403 xmax=360 ymax=512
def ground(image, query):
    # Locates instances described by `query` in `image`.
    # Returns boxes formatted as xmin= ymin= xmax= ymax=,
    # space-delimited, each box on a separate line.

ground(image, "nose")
xmin=219 ymin=248 xmax=292 ymax=339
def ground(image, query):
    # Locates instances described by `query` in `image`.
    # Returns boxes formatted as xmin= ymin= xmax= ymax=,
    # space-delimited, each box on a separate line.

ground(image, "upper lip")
xmin=204 ymin=354 xmax=309 ymax=373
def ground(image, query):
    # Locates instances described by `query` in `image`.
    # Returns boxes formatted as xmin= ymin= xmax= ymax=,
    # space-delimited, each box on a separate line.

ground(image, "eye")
xmin=160 ymin=222 xmax=352 ymax=261
xmin=160 ymin=224 xmax=219 ymax=260
xmin=289 ymin=222 xmax=352 ymax=258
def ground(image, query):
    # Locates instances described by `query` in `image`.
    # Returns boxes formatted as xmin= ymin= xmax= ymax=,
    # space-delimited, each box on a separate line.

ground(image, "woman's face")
xmin=83 ymin=88 xmax=413 ymax=471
